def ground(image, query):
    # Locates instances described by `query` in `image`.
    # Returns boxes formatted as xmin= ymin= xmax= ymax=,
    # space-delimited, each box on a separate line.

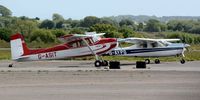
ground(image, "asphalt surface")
xmin=0 ymin=60 xmax=200 ymax=100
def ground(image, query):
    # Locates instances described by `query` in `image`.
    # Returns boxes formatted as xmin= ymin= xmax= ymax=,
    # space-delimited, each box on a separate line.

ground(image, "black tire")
xmin=155 ymin=59 xmax=160 ymax=64
xmin=94 ymin=60 xmax=102 ymax=67
xmin=8 ymin=64 xmax=13 ymax=67
xmin=102 ymin=60 xmax=108 ymax=66
xmin=180 ymin=59 xmax=185 ymax=64
xmin=145 ymin=59 xmax=150 ymax=64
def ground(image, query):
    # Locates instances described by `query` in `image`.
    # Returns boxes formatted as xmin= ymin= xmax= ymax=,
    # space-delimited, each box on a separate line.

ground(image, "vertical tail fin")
xmin=10 ymin=33 xmax=30 ymax=60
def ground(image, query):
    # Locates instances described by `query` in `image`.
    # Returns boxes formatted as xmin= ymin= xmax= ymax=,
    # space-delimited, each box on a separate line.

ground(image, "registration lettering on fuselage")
xmin=38 ymin=52 xmax=57 ymax=59
xmin=110 ymin=50 xmax=127 ymax=55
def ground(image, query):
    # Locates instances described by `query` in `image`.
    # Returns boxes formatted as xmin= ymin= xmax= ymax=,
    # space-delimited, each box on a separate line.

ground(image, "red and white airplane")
xmin=9 ymin=32 xmax=117 ymax=67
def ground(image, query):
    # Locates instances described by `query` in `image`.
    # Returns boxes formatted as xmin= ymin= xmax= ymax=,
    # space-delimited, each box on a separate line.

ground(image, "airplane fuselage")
xmin=19 ymin=42 xmax=116 ymax=61
xmin=108 ymin=43 xmax=185 ymax=57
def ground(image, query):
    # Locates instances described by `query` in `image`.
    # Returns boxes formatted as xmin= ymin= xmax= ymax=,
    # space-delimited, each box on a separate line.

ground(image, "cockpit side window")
xmin=68 ymin=37 xmax=95 ymax=48
xmin=70 ymin=42 xmax=77 ymax=48
xmin=92 ymin=36 xmax=100 ymax=43
xmin=151 ymin=42 xmax=158 ymax=48
xmin=158 ymin=41 xmax=169 ymax=47
xmin=80 ymin=40 xmax=86 ymax=46
xmin=85 ymin=38 xmax=94 ymax=45
xmin=138 ymin=41 xmax=147 ymax=48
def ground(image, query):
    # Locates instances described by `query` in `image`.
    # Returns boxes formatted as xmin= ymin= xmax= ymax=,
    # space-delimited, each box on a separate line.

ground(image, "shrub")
xmin=0 ymin=28 xmax=12 ymax=42
xmin=30 ymin=29 xmax=56 ymax=43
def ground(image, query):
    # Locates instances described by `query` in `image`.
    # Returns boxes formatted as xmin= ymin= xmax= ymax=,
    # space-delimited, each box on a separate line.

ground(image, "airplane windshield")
xmin=69 ymin=38 xmax=94 ymax=48
xmin=159 ymin=41 xmax=169 ymax=47
xmin=92 ymin=36 xmax=100 ymax=43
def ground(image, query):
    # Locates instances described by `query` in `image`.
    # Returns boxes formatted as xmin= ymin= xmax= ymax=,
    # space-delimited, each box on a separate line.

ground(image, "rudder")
xmin=10 ymin=33 xmax=29 ymax=60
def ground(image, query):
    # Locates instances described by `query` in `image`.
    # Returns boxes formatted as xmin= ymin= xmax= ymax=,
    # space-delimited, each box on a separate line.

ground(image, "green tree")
xmin=119 ymin=19 xmax=136 ymax=30
xmin=167 ymin=20 xmax=194 ymax=32
xmin=0 ymin=16 xmax=12 ymax=28
xmin=119 ymin=26 xmax=135 ymax=38
xmin=0 ymin=5 xmax=12 ymax=17
xmin=52 ymin=13 xmax=65 ymax=29
xmin=31 ymin=29 xmax=56 ymax=43
xmin=137 ymin=23 xmax=144 ymax=31
xmin=52 ymin=13 xmax=64 ymax=22
xmin=145 ymin=19 xmax=162 ymax=32
xmin=89 ymin=24 xmax=122 ymax=38
xmin=0 ymin=28 xmax=12 ymax=42
xmin=69 ymin=28 xmax=84 ymax=34
xmin=71 ymin=20 xmax=81 ymax=28
xmin=119 ymin=19 xmax=134 ymax=26
xmin=10 ymin=19 xmax=38 ymax=39
xmin=51 ymin=29 xmax=66 ymax=37
xmin=39 ymin=19 xmax=55 ymax=29
xmin=189 ymin=25 xmax=200 ymax=34
xmin=89 ymin=24 xmax=117 ymax=33
xmin=81 ymin=16 xmax=100 ymax=27
xmin=55 ymin=21 xmax=64 ymax=29
xmin=100 ymin=17 xmax=119 ymax=27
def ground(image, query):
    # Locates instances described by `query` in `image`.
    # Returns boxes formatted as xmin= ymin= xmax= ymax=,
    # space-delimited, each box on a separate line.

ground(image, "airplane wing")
xmin=118 ymin=38 xmax=180 ymax=43
xmin=156 ymin=39 xmax=180 ymax=42
xmin=58 ymin=32 xmax=105 ymax=60
xmin=58 ymin=32 xmax=105 ymax=43
xmin=74 ymin=33 xmax=105 ymax=37
xmin=118 ymin=38 xmax=157 ymax=43
xmin=58 ymin=34 xmax=76 ymax=43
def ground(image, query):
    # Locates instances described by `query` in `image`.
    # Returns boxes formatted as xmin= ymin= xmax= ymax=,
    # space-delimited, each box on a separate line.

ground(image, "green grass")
xmin=0 ymin=50 xmax=11 ymax=60
xmin=0 ymin=40 xmax=10 ymax=48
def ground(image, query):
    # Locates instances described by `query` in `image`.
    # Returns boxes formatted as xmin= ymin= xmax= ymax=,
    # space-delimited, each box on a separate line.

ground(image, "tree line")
xmin=0 ymin=5 xmax=200 ymax=44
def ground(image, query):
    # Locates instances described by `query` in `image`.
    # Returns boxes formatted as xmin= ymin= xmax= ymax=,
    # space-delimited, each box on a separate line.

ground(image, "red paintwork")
xmin=94 ymin=38 xmax=117 ymax=45
xmin=10 ymin=33 xmax=23 ymax=40
xmin=11 ymin=33 xmax=30 ymax=55
xmin=69 ymin=43 xmax=117 ymax=58
xmin=11 ymin=33 xmax=117 ymax=56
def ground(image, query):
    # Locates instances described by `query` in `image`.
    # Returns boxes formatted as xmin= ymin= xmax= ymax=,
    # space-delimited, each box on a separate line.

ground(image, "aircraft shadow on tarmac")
xmin=58 ymin=62 xmax=138 ymax=68
xmin=58 ymin=66 xmax=80 ymax=68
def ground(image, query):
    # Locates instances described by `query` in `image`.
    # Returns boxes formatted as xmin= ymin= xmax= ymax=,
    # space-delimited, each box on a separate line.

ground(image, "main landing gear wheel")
xmin=145 ymin=59 xmax=150 ymax=64
xmin=180 ymin=59 xmax=185 ymax=64
xmin=155 ymin=59 xmax=160 ymax=64
xmin=94 ymin=60 xmax=109 ymax=67
xmin=94 ymin=60 xmax=102 ymax=67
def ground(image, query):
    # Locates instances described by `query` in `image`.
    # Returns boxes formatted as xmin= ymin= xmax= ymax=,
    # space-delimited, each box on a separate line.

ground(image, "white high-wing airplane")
xmin=9 ymin=32 xmax=117 ymax=67
xmin=106 ymin=37 xmax=190 ymax=64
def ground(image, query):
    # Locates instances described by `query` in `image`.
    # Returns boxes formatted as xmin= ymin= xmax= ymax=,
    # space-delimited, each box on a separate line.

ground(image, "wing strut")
xmin=81 ymin=37 xmax=100 ymax=60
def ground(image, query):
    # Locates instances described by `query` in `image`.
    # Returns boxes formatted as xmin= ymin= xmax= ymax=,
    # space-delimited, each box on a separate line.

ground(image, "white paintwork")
xmin=111 ymin=47 xmax=183 ymax=57
xmin=10 ymin=39 xmax=24 ymax=60
xmin=17 ymin=42 xmax=115 ymax=61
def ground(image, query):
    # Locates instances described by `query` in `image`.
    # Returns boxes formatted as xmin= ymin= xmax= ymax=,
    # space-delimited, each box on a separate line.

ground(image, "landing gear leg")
xmin=155 ymin=59 xmax=160 ymax=64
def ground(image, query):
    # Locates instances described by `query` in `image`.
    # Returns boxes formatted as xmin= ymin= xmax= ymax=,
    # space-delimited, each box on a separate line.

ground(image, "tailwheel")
xmin=94 ymin=60 xmax=102 ymax=67
xmin=145 ymin=59 xmax=150 ymax=64
xmin=8 ymin=64 xmax=13 ymax=67
xmin=180 ymin=58 xmax=185 ymax=64
xmin=155 ymin=59 xmax=160 ymax=64
xmin=101 ymin=60 xmax=108 ymax=66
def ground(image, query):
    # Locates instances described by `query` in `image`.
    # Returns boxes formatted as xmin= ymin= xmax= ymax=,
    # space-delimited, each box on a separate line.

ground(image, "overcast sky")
xmin=1 ymin=0 xmax=199 ymax=20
